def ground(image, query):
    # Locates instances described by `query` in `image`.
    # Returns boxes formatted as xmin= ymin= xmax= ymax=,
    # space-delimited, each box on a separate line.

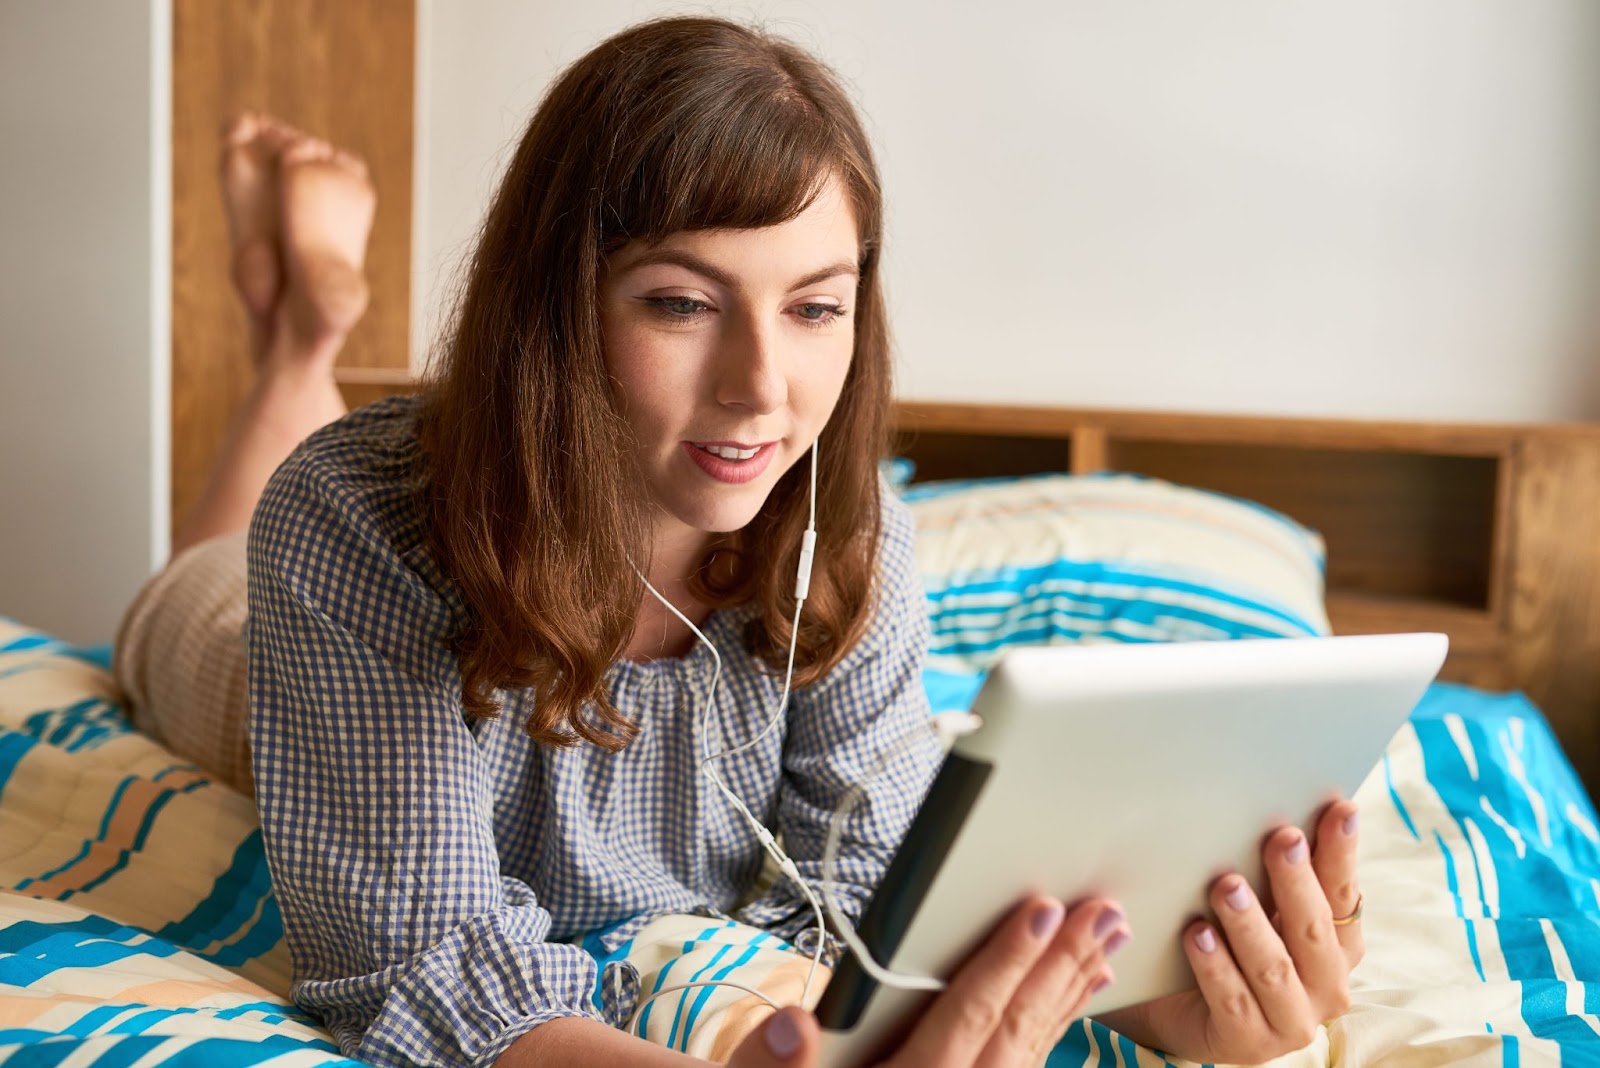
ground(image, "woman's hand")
xmin=727 ymin=893 xmax=1130 ymax=1067
xmin=1100 ymin=799 xmax=1364 ymax=1064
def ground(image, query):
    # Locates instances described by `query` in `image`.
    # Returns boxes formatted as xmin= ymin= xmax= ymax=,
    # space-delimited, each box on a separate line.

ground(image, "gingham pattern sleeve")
xmin=245 ymin=447 xmax=603 ymax=1068
xmin=737 ymin=487 xmax=944 ymax=947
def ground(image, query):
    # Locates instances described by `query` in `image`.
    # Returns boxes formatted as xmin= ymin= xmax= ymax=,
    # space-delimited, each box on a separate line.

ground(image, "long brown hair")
xmin=417 ymin=16 xmax=892 ymax=750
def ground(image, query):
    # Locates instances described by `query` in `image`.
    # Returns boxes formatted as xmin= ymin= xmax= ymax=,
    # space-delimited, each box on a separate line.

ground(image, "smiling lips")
xmin=683 ymin=440 xmax=778 ymax=484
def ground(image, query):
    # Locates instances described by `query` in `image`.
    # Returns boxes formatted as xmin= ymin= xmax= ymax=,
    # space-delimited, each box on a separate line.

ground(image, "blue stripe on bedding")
xmin=0 ymin=918 xmax=181 ymax=987
xmin=681 ymin=941 xmax=764 ymax=1050
xmin=668 ymin=943 xmax=732 ymax=1050
xmin=923 ymin=569 xmax=1322 ymax=691
xmin=0 ymin=732 xmax=33 ymax=802
xmin=0 ymin=633 xmax=55 ymax=655
xmin=0 ymin=1033 xmax=362 ymax=1066
xmin=153 ymin=830 xmax=282 ymax=969
xmin=637 ymin=940 xmax=691 ymax=1041
xmin=1384 ymin=751 xmax=1422 ymax=841
xmin=921 ymin=562 xmax=1324 ymax=713
xmin=0 ymin=625 xmax=113 ymax=669
xmin=203 ymin=894 xmax=284 ymax=969
xmin=1410 ymin=685 xmax=1600 ymax=1052
xmin=24 ymin=697 xmax=127 ymax=753
xmin=925 ymin=560 xmax=1319 ymax=634
xmin=928 ymin=593 xmax=1300 ymax=643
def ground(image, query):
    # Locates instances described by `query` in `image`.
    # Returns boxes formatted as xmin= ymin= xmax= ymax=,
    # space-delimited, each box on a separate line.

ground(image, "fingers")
xmin=1310 ymin=800 xmax=1365 ymax=966
xmin=1262 ymin=825 xmax=1353 ymax=1019
xmin=888 ymin=895 xmax=1119 ymax=1068
xmin=1176 ymin=810 xmax=1359 ymax=1062
xmin=975 ymin=901 xmax=1128 ymax=1067
xmin=727 ymin=1006 xmax=820 ymax=1067
xmin=1201 ymin=874 xmax=1316 ymax=1046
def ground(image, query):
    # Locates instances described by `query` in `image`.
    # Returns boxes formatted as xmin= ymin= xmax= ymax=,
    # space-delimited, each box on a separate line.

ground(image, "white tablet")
xmin=816 ymin=632 xmax=1448 ymax=1063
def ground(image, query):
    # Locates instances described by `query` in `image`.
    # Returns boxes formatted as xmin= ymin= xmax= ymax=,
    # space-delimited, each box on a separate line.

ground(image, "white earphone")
xmin=628 ymin=439 xmax=944 ymax=1037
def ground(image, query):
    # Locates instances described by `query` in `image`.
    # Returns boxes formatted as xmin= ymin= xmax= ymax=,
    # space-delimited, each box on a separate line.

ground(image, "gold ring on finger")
xmin=1331 ymin=894 xmax=1363 ymax=927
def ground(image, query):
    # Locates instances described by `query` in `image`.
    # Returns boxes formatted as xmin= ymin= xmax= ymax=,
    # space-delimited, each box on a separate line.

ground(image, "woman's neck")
xmin=624 ymin=589 xmax=710 ymax=662
xmin=626 ymin=520 xmax=715 ymax=662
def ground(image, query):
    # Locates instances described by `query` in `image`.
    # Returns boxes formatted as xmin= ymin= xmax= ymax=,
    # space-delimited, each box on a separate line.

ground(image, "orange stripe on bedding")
xmin=0 ymin=975 xmax=271 ymax=1027
xmin=23 ymin=768 xmax=210 ymax=899
xmin=118 ymin=976 xmax=276 ymax=1007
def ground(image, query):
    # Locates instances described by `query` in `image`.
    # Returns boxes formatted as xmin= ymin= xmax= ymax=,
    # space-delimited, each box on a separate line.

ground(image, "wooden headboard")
xmin=891 ymin=401 xmax=1600 ymax=800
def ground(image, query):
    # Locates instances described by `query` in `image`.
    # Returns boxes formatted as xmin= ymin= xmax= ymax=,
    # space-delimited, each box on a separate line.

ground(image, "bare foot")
xmin=272 ymin=136 xmax=376 ymax=364
xmin=219 ymin=113 xmax=293 ymax=358
xmin=171 ymin=117 xmax=370 ymax=557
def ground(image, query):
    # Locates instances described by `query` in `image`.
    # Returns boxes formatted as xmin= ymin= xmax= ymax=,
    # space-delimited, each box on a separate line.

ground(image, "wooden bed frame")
xmin=891 ymin=401 xmax=1600 ymax=800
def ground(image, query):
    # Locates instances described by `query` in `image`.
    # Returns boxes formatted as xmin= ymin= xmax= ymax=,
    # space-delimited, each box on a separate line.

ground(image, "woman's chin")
xmin=666 ymin=494 xmax=769 ymax=537
xmin=693 ymin=508 xmax=764 ymax=536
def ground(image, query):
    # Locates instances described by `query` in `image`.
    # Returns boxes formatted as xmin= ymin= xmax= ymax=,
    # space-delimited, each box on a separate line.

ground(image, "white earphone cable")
xmin=628 ymin=439 xmax=942 ymax=1039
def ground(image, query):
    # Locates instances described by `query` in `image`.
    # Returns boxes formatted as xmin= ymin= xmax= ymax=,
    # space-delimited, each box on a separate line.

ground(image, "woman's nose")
xmin=715 ymin=315 xmax=787 ymax=415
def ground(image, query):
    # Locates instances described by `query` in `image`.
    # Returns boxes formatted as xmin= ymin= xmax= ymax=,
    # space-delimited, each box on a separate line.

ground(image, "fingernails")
xmin=1285 ymin=833 xmax=1308 ymax=864
xmin=1093 ymin=907 xmax=1125 ymax=940
xmin=1089 ymin=974 xmax=1112 ymax=995
xmin=1032 ymin=902 xmax=1065 ymax=940
xmin=765 ymin=1010 xmax=803 ymax=1058
xmin=1103 ymin=930 xmax=1130 ymax=956
xmin=1343 ymin=810 xmax=1360 ymax=836
xmin=1195 ymin=926 xmax=1218 ymax=953
xmin=1225 ymin=880 xmax=1252 ymax=911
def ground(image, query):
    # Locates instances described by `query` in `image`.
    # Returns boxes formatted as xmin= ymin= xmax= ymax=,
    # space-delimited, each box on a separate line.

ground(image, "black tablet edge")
xmin=815 ymin=749 xmax=994 ymax=1031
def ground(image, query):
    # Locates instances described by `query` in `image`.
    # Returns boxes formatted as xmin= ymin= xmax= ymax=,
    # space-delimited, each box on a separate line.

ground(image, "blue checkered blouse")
xmin=244 ymin=397 xmax=942 ymax=1067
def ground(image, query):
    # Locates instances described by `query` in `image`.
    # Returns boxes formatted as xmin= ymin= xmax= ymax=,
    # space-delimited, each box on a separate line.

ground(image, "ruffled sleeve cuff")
xmin=297 ymin=901 xmax=605 ymax=1068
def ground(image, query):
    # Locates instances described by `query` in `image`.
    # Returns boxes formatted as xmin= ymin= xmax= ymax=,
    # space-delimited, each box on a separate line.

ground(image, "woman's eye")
xmin=795 ymin=303 xmax=847 ymax=326
xmin=646 ymin=296 xmax=712 ymax=319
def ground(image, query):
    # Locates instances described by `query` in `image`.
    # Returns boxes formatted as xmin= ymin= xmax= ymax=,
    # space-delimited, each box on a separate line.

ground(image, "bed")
xmin=2 ymin=400 xmax=1598 ymax=1066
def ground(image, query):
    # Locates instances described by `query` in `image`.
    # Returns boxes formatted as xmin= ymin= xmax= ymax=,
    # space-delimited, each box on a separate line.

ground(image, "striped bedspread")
xmin=2 ymin=612 xmax=1596 ymax=1066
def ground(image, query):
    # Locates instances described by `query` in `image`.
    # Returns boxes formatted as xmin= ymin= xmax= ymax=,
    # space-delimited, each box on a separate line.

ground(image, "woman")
xmin=118 ymin=17 xmax=1363 ymax=1067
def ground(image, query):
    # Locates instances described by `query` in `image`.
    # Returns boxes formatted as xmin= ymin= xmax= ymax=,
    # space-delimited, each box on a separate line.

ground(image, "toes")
xmin=222 ymin=111 xmax=259 ymax=146
xmin=330 ymin=148 xmax=370 ymax=180
xmin=282 ymin=137 xmax=337 ymax=167
xmin=254 ymin=115 xmax=300 ymax=153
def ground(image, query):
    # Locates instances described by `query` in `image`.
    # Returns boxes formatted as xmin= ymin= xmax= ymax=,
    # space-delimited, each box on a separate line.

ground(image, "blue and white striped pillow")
xmin=903 ymin=473 xmax=1330 ymax=714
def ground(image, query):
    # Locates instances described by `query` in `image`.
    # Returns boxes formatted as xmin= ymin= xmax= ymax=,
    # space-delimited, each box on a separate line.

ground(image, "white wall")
xmin=0 ymin=0 xmax=170 ymax=643
xmin=419 ymin=0 xmax=1600 ymax=423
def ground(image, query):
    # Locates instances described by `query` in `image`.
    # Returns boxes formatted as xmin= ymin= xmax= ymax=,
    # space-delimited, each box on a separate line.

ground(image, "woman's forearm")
xmin=495 ymin=1016 xmax=705 ymax=1067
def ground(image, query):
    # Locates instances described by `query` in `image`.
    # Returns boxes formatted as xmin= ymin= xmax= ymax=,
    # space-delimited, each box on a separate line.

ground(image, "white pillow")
xmin=904 ymin=473 xmax=1331 ymax=714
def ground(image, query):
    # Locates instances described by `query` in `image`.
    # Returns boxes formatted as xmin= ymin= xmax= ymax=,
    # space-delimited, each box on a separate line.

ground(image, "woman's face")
xmin=600 ymin=174 xmax=860 ymax=548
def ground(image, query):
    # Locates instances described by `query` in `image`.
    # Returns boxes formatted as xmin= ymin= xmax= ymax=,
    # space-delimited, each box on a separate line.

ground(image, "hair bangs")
xmin=603 ymin=65 xmax=847 ymax=248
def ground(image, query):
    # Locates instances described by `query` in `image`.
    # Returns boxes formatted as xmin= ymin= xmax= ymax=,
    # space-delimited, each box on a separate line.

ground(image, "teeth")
xmin=698 ymin=443 xmax=760 ymax=461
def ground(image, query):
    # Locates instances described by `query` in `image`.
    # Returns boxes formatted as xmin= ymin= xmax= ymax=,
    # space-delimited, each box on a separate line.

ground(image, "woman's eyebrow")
xmin=622 ymin=248 xmax=859 ymax=291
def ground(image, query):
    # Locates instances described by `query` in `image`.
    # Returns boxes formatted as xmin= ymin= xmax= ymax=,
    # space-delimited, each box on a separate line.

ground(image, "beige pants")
xmin=114 ymin=531 xmax=255 ymax=797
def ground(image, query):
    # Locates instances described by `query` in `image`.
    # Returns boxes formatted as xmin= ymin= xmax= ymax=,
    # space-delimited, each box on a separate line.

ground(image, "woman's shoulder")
xmin=246 ymin=395 xmax=466 ymax=710
xmin=876 ymin=473 xmax=920 ymax=592
xmin=250 ymin=395 xmax=444 ymax=595
xmin=258 ymin=393 xmax=421 ymax=513
xmin=878 ymin=473 xmax=916 ymax=547
xmin=278 ymin=393 xmax=424 ymax=493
